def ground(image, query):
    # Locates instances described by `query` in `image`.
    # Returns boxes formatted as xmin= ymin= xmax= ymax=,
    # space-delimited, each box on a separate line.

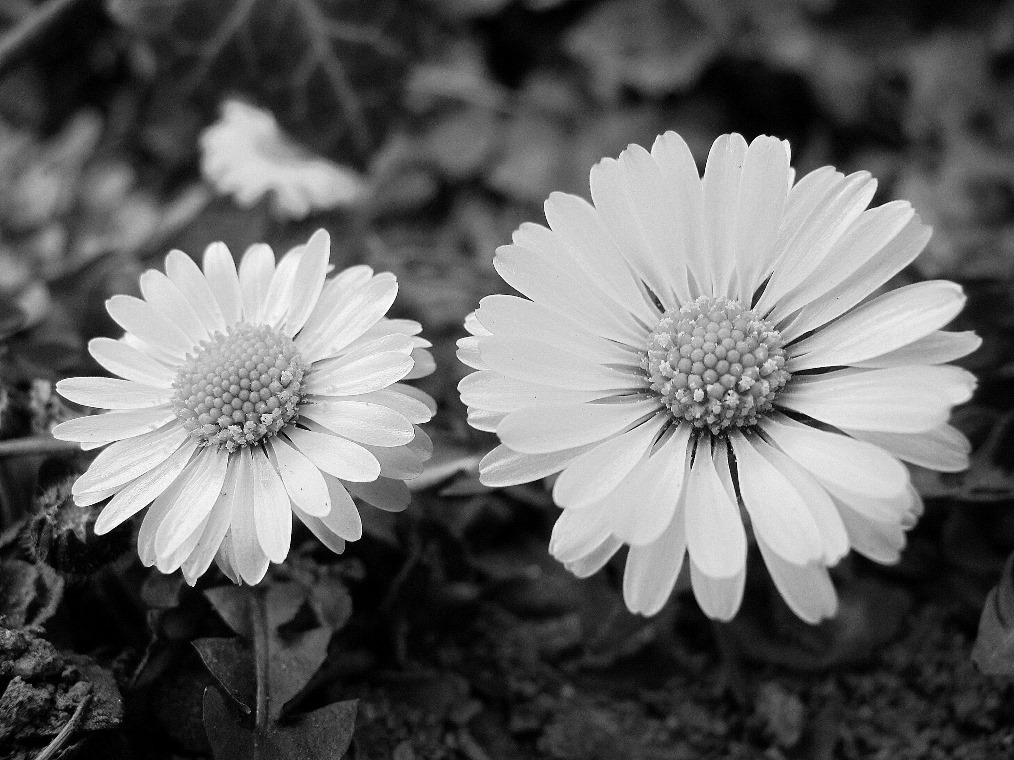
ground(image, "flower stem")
xmin=251 ymin=587 xmax=270 ymax=729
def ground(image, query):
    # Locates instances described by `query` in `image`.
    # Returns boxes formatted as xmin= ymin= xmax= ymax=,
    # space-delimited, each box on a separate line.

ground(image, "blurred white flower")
xmin=200 ymin=100 xmax=368 ymax=220
xmin=458 ymin=132 xmax=979 ymax=623
xmin=54 ymin=229 xmax=435 ymax=585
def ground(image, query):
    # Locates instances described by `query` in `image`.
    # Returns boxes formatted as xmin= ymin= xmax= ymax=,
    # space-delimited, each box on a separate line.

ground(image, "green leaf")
xmin=198 ymin=585 xmax=342 ymax=760
xmin=972 ymin=552 xmax=1014 ymax=675
xmin=203 ymin=687 xmax=358 ymax=760
xmin=193 ymin=637 xmax=256 ymax=714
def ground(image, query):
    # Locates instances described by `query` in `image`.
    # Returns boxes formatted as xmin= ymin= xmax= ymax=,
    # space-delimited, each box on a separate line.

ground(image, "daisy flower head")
xmin=200 ymin=100 xmax=368 ymax=220
xmin=458 ymin=132 xmax=979 ymax=623
xmin=54 ymin=230 xmax=436 ymax=586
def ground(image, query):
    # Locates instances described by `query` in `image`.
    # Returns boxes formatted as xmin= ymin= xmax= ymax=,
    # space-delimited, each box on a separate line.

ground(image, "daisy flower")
xmin=200 ymin=100 xmax=368 ymax=220
xmin=53 ymin=230 xmax=436 ymax=585
xmin=458 ymin=132 xmax=979 ymax=623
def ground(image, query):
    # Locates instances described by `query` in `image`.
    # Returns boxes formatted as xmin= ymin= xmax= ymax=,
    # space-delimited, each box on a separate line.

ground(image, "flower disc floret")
xmin=171 ymin=322 xmax=308 ymax=452
xmin=642 ymin=296 xmax=790 ymax=434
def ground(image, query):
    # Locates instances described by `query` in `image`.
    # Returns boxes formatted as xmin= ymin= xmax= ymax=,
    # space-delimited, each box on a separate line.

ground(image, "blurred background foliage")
xmin=0 ymin=0 xmax=1013 ymax=758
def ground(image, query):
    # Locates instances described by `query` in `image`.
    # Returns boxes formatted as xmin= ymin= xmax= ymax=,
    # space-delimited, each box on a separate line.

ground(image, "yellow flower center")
xmin=171 ymin=322 xmax=308 ymax=452
xmin=642 ymin=296 xmax=790 ymax=435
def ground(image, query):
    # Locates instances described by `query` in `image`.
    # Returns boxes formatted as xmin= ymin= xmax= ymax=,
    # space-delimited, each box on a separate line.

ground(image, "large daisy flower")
xmin=54 ymin=230 xmax=435 ymax=585
xmin=200 ymin=100 xmax=368 ymax=220
xmin=458 ymin=132 xmax=979 ymax=623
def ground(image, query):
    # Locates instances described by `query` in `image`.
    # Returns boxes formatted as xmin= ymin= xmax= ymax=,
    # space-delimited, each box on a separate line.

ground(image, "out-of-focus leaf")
xmin=203 ymin=687 xmax=357 ymax=760
xmin=106 ymin=0 xmax=416 ymax=159
xmin=564 ymin=0 xmax=720 ymax=101
xmin=973 ymin=552 xmax=1014 ymax=675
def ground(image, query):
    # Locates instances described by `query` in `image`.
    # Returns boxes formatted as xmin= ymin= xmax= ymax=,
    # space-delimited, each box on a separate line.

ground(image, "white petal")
xmin=649 ymin=131 xmax=708 ymax=299
xmin=777 ymin=366 xmax=975 ymax=433
xmin=478 ymin=336 xmax=644 ymax=392
xmin=474 ymin=294 xmax=638 ymax=366
xmin=689 ymin=559 xmax=746 ymax=621
xmin=753 ymin=438 xmax=849 ymax=565
xmin=478 ymin=443 xmax=593 ymax=488
xmin=137 ymin=461 xmax=191 ymax=567
xmin=285 ymin=427 xmax=380 ymax=482
xmin=843 ymin=424 xmax=970 ymax=473
xmin=251 ymin=449 xmax=292 ymax=563
xmin=363 ymin=442 xmax=425 ymax=480
xmin=756 ymin=539 xmax=838 ymax=624
xmin=456 ymin=335 xmax=485 ymax=370
xmin=835 ymin=501 xmax=905 ymax=563
xmin=568 ymin=535 xmax=623 ymax=579
xmin=497 ymin=399 xmax=662 ymax=454
xmin=138 ymin=270 xmax=210 ymax=346
xmin=93 ymin=441 xmax=198 ymax=534
xmin=292 ymin=505 xmax=348 ymax=555
xmin=300 ymin=271 xmax=390 ymax=353
xmin=238 ymin=243 xmax=275 ymax=323
xmin=757 ymin=171 xmax=877 ymax=313
xmin=181 ymin=461 xmax=241 ymax=583
xmin=73 ymin=423 xmax=187 ymax=495
xmin=493 ymin=243 xmax=646 ymax=347
xmin=88 ymin=337 xmax=174 ymax=386
xmin=268 ymin=435 xmax=331 ymax=516
xmin=262 ymin=245 xmax=304 ymax=326
xmin=405 ymin=348 xmax=435 ymax=380
xmin=760 ymin=414 xmax=908 ymax=499
xmin=552 ymin=417 xmax=665 ymax=509
xmin=608 ymin=424 xmax=693 ymax=546
xmin=769 ymin=200 xmax=914 ymax=321
xmin=788 ymin=281 xmax=966 ymax=371
xmin=684 ymin=437 xmax=747 ymax=578
xmin=322 ymin=476 xmax=362 ymax=541
xmin=852 ymin=330 xmax=981 ymax=368
xmin=105 ymin=294 xmax=194 ymax=358
xmin=300 ymin=400 xmax=414 ymax=447
xmin=53 ymin=406 xmax=175 ymax=443
xmin=589 ymin=152 xmax=676 ymax=306
xmin=230 ymin=448 xmax=271 ymax=584
xmin=623 ymin=508 xmax=687 ymax=616
xmin=733 ymin=136 xmax=791 ymax=301
xmin=468 ymin=408 xmax=503 ymax=432
xmin=729 ymin=432 xmax=823 ymax=565
xmin=345 ymin=477 xmax=411 ymax=512
xmin=57 ymin=377 xmax=173 ymax=410
xmin=458 ymin=370 xmax=603 ymax=414
xmin=701 ymin=133 xmax=749 ymax=298
xmin=543 ymin=191 xmax=661 ymax=317
xmin=782 ymin=215 xmax=931 ymax=341
xmin=202 ymin=242 xmax=243 ymax=325
xmin=353 ymin=386 xmax=435 ymax=424
xmin=164 ymin=249 xmax=227 ymax=333
xmin=549 ymin=503 xmax=612 ymax=564
xmin=154 ymin=448 xmax=229 ymax=557
xmin=281 ymin=229 xmax=330 ymax=336
xmin=307 ymin=351 xmax=414 ymax=397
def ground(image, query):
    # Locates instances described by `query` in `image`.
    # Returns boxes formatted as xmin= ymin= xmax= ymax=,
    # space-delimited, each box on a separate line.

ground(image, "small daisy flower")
xmin=458 ymin=132 xmax=979 ymax=623
xmin=200 ymin=100 xmax=368 ymax=220
xmin=54 ymin=230 xmax=436 ymax=585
